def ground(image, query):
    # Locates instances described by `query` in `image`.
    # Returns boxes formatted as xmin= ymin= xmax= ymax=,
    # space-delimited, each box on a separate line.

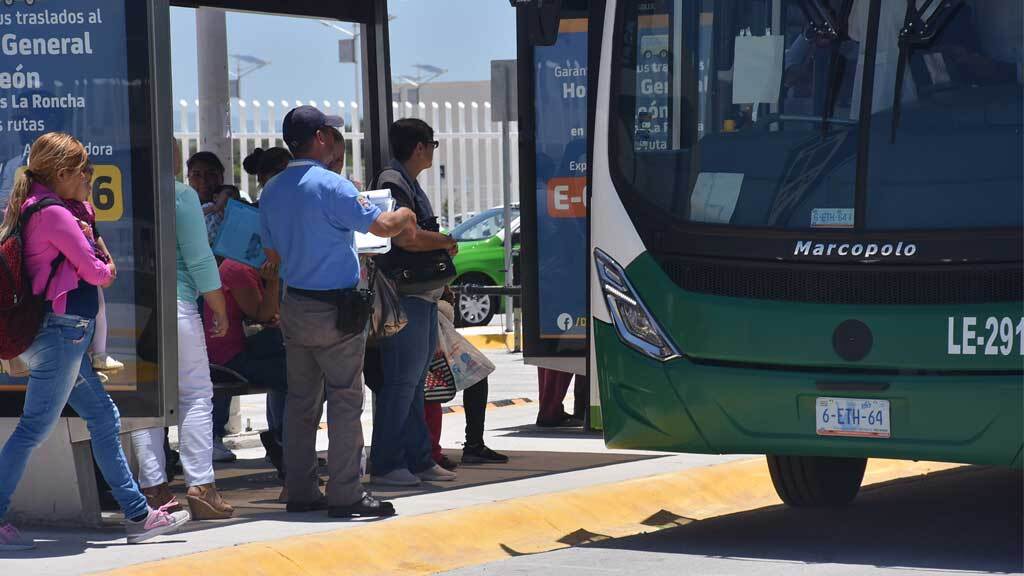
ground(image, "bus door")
xmin=515 ymin=0 xmax=594 ymax=411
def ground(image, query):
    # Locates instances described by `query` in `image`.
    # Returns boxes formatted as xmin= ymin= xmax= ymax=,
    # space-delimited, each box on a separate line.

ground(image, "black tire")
xmin=454 ymin=274 xmax=497 ymax=328
xmin=644 ymin=50 xmax=653 ymax=59
xmin=766 ymin=454 xmax=867 ymax=507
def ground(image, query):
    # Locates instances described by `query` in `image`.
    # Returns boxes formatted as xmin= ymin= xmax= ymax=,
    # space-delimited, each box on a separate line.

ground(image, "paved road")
xmin=443 ymin=465 xmax=1024 ymax=576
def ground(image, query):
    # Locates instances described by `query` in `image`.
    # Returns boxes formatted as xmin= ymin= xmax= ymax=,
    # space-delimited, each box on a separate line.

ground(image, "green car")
xmin=450 ymin=205 xmax=520 ymax=327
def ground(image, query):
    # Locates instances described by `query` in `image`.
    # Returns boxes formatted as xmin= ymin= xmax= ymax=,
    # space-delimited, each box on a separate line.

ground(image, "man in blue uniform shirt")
xmin=260 ymin=105 xmax=415 ymax=518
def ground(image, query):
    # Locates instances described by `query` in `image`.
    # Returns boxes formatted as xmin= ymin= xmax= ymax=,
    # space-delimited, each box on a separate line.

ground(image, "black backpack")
xmin=0 ymin=198 xmax=67 ymax=359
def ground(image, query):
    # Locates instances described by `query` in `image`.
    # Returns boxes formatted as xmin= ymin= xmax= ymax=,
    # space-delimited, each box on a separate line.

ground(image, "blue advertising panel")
xmin=0 ymin=1 xmax=160 ymax=416
xmin=533 ymin=18 xmax=588 ymax=340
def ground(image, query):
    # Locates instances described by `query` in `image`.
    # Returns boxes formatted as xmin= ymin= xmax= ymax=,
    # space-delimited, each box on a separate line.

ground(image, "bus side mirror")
xmin=511 ymin=0 xmax=563 ymax=46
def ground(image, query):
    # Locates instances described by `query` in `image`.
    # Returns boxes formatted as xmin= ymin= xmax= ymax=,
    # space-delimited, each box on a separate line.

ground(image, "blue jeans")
xmin=214 ymin=328 xmax=288 ymax=440
xmin=227 ymin=327 xmax=288 ymax=442
xmin=0 ymin=313 xmax=148 ymax=521
xmin=371 ymin=297 xmax=437 ymax=476
xmin=212 ymin=394 xmax=231 ymax=439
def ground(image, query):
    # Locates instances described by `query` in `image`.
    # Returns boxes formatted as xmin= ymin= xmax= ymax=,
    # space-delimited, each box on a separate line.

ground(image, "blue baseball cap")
xmin=282 ymin=105 xmax=345 ymax=151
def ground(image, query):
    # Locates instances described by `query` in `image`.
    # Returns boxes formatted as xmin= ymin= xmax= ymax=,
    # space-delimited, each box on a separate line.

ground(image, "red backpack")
xmin=0 ymin=197 xmax=67 ymax=360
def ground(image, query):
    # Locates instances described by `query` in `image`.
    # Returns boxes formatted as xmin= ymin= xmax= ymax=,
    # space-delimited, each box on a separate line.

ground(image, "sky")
xmin=170 ymin=1 xmax=518 ymax=104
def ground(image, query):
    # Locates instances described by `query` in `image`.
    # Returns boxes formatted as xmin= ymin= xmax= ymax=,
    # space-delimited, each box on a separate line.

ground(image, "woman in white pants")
xmin=129 ymin=145 xmax=232 ymax=520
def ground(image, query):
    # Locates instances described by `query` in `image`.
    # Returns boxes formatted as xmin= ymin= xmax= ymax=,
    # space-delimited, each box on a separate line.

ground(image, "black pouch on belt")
xmin=336 ymin=289 xmax=374 ymax=335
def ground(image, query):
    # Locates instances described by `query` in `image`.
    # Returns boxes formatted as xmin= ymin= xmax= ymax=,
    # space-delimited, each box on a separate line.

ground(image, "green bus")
xmin=522 ymin=0 xmax=1022 ymax=506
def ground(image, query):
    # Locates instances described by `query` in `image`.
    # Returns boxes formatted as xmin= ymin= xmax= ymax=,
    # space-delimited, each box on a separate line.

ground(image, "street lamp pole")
xmin=319 ymin=20 xmax=362 ymax=112
xmin=319 ymin=15 xmax=397 ymax=115
xmin=229 ymin=54 xmax=270 ymax=100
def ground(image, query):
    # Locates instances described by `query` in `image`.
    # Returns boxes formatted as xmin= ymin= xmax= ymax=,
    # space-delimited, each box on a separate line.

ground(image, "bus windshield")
xmin=611 ymin=0 xmax=1022 ymax=232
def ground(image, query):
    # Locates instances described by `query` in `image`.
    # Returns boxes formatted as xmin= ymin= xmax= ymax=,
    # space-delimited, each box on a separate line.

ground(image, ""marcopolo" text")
xmin=793 ymin=240 xmax=917 ymax=258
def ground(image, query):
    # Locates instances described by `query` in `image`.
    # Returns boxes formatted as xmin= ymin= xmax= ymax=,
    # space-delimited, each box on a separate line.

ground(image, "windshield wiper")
xmin=797 ymin=0 xmax=855 ymax=136
xmin=890 ymin=0 xmax=964 ymax=143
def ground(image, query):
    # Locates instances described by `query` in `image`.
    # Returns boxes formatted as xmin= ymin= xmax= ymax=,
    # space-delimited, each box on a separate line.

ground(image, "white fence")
xmin=174 ymin=99 xmax=520 ymax=228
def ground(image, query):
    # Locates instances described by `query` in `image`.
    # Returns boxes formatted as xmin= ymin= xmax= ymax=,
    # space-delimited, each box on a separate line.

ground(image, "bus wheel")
xmin=766 ymin=455 xmax=867 ymax=507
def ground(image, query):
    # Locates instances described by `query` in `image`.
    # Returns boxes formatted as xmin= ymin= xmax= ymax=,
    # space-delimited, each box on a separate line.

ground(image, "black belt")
xmin=288 ymin=286 xmax=350 ymax=303
xmin=287 ymin=285 xmax=374 ymax=335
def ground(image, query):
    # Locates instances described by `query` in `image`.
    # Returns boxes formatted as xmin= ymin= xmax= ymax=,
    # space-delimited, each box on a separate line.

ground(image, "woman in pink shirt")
xmin=0 ymin=133 xmax=189 ymax=550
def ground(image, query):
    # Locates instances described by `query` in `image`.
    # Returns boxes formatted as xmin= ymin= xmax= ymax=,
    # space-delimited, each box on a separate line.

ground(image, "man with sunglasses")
xmin=259 ymin=106 xmax=416 ymax=518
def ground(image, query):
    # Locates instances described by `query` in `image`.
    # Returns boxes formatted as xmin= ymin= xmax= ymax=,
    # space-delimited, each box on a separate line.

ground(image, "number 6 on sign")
xmin=91 ymin=165 xmax=123 ymax=222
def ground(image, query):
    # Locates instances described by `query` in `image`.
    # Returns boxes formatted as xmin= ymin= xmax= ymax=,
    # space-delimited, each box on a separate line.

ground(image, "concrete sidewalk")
xmin=99 ymin=459 xmax=963 ymax=576
xmin=1 ymin=402 xmax=738 ymax=576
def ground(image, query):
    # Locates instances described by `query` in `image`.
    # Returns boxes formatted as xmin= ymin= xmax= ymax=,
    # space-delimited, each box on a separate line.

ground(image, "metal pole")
xmin=501 ymin=121 xmax=514 ymax=335
xmin=354 ymin=26 xmax=361 ymax=115
xmin=352 ymin=27 xmax=361 ymax=177
xmin=196 ymin=7 xmax=233 ymax=184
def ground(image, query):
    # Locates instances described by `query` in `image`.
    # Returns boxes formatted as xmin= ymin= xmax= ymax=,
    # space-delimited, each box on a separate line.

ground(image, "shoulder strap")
xmin=21 ymin=198 xmax=67 ymax=298
xmin=41 ymin=253 xmax=65 ymax=297
xmin=376 ymin=168 xmax=419 ymax=214
xmin=20 ymin=197 xmax=66 ymax=226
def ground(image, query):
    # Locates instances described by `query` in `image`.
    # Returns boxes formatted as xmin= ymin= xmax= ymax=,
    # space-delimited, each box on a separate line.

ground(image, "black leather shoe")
xmin=286 ymin=496 xmax=328 ymax=513
xmin=328 ymin=494 xmax=396 ymax=518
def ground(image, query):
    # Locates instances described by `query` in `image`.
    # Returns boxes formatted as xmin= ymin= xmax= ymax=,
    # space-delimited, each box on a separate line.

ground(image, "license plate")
xmin=815 ymin=397 xmax=890 ymax=438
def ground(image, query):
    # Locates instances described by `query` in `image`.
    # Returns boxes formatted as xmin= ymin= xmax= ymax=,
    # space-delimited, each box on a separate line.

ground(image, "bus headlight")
xmin=594 ymin=249 xmax=681 ymax=362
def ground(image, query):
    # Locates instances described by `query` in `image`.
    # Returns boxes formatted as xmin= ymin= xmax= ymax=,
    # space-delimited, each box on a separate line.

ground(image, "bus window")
xmin=612 ymin=0 xmax=1021 ymax=233
xmin=864 ymin=0 xmax=1022 ymax=230
xmin=612 ymin=0 xmax=862 ymax=230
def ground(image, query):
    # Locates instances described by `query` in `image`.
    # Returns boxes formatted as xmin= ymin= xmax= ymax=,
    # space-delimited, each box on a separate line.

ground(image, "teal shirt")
xmin=175 ymin=181 xmax=221 ymax=302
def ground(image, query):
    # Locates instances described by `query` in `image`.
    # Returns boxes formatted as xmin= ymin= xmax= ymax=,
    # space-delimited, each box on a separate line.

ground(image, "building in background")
xmin=393 ymin=80 xmax=490 ymax=110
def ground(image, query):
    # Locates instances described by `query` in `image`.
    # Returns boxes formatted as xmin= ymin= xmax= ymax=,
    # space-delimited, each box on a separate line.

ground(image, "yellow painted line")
xmin=97 ymin=458 xmax=960 ymax=576
xmin=461 ymin=332 xmax=513 ymax=350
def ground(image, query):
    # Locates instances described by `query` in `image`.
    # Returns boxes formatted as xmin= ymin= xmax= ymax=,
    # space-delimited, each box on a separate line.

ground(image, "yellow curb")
xmin=461 ymin=331 xmax=514 ymax=350
xmin=97 ymin=457 xmax=961 ymax=576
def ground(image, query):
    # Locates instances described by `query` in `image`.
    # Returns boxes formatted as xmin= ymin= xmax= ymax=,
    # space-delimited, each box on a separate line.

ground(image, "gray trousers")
xmin=280 ymin=291 xmax=366 ymax=506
